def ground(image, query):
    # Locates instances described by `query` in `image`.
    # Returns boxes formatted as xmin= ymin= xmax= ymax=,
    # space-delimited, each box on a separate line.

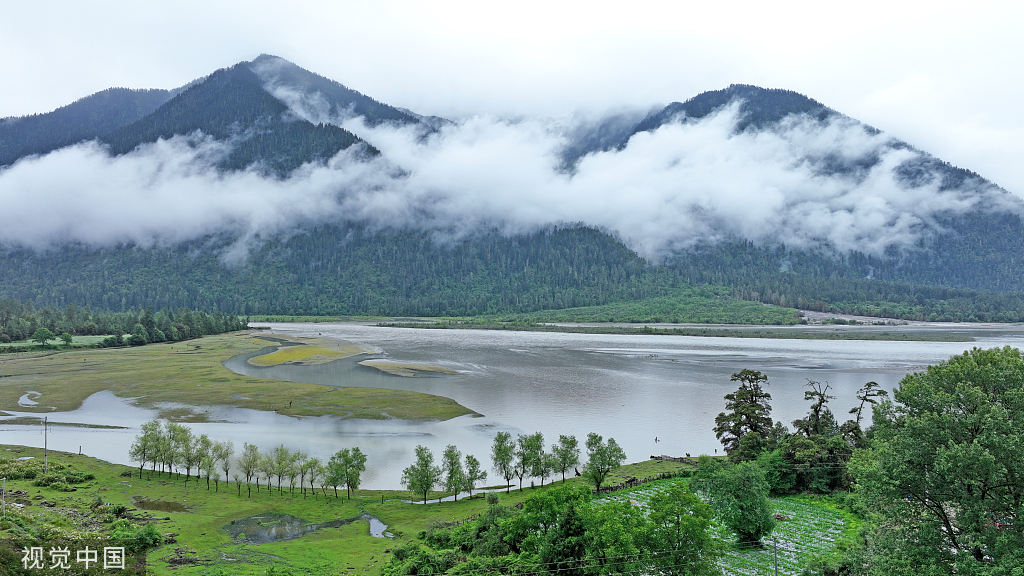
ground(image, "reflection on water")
xmin=223 ymin=512 xmax=390 ymax=542
xmin=3 ymin=322 xmax=1024 ymax=490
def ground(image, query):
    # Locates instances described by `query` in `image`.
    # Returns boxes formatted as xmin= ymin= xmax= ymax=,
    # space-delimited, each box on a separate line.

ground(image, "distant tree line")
xmin=5 ymin=224 xmax=1024 ymax=323
xmin=0 ymin=298 xmax=246 ymax=346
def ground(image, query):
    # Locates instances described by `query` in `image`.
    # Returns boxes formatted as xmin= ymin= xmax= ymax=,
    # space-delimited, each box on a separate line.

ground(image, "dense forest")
xmin=2 ymin=224 xmax=1024 ymax=322
xmin=0 ymin=299 xmax=246 ymax=346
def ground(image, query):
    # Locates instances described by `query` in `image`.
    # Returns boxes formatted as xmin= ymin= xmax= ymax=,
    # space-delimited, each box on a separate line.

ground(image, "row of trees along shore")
xmin=129 ymin=421 xmax=367 ymax=499
xmin=401 ymin=431 xmax=626 ymax=504
xmin=129 ymin=421 xmax=627 ymax=503
xmin=0 ymin=299 xmax=246 ymax=347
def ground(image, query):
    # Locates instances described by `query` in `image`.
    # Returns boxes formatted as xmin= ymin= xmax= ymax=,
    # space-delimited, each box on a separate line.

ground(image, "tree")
xmin=172 ymin=425 xmax=201 ymax=484
xmin=31 ymin=327 xmax=55 ymax=346
xmin=491 ymin=432 xmax=516 ymax=493
xmin=58 ymin=332 xmax=73 ymax=347
xmin=695 ymin=459 xmax=775 ymax=546
xmin=462 ymin=454 xmax=486 ymax=498
xmin=214 ymin=440 xmax=234 ymax=493
xmin=713 ymin=369 xmax=773 ymax=461
xmin=271 ymin=445 xmax=293 ymax=492
xmin=291 ymin=451 xmax=308 ymax=495
xmin=259 ymin=452 xmax=275 ymax=492
xmin=791 ymin=380 xmax=836 ymax=437
xmin=849 ymin=381 xmax=888 ymax=426
xmin=197 ymin=434 xmax=214 ymax=489
xmin=128 ymin=420 xmax=162 ymax=478
xmin=327 ymin=448 xmax=367 ymax=499
xmin=552 ymin=434 xmax=580 ymax=482
xmin=582 ymin=433 xmax=626 ymax=493
xmin=441 ymin=445 xmax=465 ymax=501
xmin=239 ymin=442 xmax=260 ymax=497
xmin=850 ymin=347 xmax=1024 ymax=574
xmin=200 ymin=452 xmax=216 ymax=490
xmin=515 ymin=432 xmax=544 ymax=490
xmin=646 ymin=484 xmax=720 ymax=576
xmin=306 ymin=457 xmax=323 ymax=498
xmin=402 ymin=445 xmax=441 ymax=504
xmin=538 ymin=452 xmax=557 ymax=486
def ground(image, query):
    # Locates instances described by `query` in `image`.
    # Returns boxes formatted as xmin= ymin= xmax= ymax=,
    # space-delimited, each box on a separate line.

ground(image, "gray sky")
xmin=2 ymin=0 xmax=1023 ymax=195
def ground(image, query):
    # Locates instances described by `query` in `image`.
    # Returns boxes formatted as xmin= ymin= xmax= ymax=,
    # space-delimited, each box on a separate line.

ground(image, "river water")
xmin=3 ymin=322 xmax=1024 ymax=490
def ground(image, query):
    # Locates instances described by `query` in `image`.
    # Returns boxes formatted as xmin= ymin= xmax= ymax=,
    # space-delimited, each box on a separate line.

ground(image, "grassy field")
xmin=0 ymin=332 xmax=477 ymax=422
xmin=0 ymin=446 xmax=850 ymax=576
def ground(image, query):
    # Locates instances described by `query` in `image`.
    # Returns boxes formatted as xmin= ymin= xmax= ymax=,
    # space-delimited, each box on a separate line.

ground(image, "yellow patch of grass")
xmin=358 ymin=359 xmax=459 ymax=377
xmin=247 ymin=335 xmax=371 ymax=366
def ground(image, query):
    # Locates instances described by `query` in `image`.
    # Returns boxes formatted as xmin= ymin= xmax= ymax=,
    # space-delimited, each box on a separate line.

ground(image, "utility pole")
xmin=773 ymin=536 xmax=779 ymax=576
xmin=43 ymin=416 xmax=48 ymax=474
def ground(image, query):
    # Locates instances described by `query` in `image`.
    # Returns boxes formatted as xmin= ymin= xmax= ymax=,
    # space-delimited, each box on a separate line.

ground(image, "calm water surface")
xmin=3 ymin=322 xmax=1023 ymax=489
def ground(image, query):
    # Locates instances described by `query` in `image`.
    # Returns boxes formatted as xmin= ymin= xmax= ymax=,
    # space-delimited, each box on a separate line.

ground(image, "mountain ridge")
xmin=2 ymin=56 xmax=1022 ymax=321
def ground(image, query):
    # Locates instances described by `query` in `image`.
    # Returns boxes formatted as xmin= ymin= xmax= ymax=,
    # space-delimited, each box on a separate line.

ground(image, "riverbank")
xmin=0 ymin=332 xmax=477 ymax=422
xmin=376 ymin=321 xmax=977 ymax=342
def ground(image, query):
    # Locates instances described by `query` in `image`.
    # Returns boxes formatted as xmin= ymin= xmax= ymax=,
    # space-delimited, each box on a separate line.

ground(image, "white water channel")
xmin=3 ymin=322 xmax=1024 ymax=489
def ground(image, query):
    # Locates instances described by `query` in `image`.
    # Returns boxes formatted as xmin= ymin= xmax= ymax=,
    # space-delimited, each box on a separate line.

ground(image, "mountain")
xmin=248 ymin=54 xmax=432 ymax=128
xmin=2 ymin=58 xmax=1024 ymax=322
xmin=0 ymin=87 xmax=175 ymax=166
xmin=100 ymin=62 xmax=376 ymax=175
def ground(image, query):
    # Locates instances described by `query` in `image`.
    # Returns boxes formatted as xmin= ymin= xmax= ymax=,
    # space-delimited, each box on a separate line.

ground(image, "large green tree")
xmin=440 ymin=444 xmax=465 ymax=501
xmin=552 ymin=434 xmax=580 ymax=482
xmin=582 ymin=432 xmax=626 ymax=493
xmin=402 ymin=445 xmax=441 ymax=504
xmin=328 ymin=447 xmax=367 ymax=499
xmin=694 ymin=458 xmax=775 ymax=546
xmin=713 ymin=369 xmax=774 ymax=461
xmin=646 ymin=484 xmax=721 ymax=576
xmin=491 ymin=432 xmax=516 ymax=493
xmin=851 ymin=347 xmax=1024 ymax=575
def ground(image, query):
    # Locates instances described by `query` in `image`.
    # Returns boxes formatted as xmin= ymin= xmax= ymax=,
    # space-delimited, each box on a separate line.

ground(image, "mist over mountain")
xmin=1 ymin=55 xmax=1022 ymax=318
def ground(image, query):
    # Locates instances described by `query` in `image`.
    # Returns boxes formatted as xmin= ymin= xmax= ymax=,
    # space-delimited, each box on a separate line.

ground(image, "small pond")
xmin=223 ymin=512 xmax=391 ymax=543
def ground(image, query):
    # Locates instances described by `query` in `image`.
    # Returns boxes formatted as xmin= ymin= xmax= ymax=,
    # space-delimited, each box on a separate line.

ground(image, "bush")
xmin=110 ymin=520 xmax=164 ymax=551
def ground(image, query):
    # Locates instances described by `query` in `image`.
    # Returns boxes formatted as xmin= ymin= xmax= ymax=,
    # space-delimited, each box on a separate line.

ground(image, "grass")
xmin=246 ymin=336 xmax=371 ymax=367
xmin=357 ymin=360 xmax=459 ymax=377
xmin=0 ymin=446 xmax=851 ymax=576
xmin=0 ymin=331 xmax=477 ymax=422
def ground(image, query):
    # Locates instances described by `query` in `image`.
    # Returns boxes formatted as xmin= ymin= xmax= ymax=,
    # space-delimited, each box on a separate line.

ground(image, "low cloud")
xmin=0 ymin=103 xmax=1011 ymax=262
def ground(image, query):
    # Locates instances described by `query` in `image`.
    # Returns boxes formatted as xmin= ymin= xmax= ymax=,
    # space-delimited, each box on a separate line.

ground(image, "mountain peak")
xmin=247 ymin=55 xmax=430 ymax=128
xmin=632 ymin=84 xmax=837 ymax=137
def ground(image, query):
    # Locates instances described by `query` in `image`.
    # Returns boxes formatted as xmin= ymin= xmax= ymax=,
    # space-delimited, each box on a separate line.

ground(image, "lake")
xmin=3 ymin=322 xmax=1023 ymax=489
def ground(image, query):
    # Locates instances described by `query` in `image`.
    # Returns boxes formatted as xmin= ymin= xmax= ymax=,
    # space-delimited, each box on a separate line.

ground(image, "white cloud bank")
xmin=0 ymin=104 xmax=1013 ymax=262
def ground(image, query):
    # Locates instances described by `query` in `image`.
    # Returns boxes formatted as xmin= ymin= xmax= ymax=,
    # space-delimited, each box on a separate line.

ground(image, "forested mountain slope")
xmin=0 ymin=87 xmax=174 ymax=166
xmin=2 ymin=58 xmax=1024 ymax=322
xmin=100 ymin=63 xmax=375 ymax=175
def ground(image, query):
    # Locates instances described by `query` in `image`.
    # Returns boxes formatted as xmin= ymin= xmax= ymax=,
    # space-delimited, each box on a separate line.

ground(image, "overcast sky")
xmin=2 ymin=0 xmax=1022 ymax=194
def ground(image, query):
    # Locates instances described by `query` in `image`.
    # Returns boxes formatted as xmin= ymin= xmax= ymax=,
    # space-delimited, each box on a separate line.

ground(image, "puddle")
xmin=18 ymin=392 xmax=41 ymax=406
xmin=223 ymin=512 xmax=390 ymax=543
xmin=132 ymin=497 xmax=189 ymax=513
